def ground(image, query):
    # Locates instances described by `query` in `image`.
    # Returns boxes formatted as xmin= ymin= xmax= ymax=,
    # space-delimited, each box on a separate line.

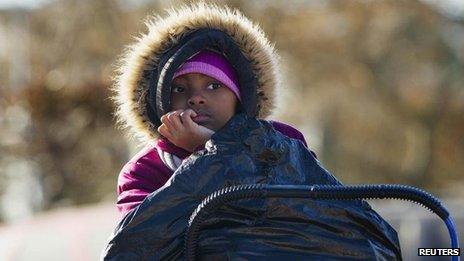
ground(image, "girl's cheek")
xmin=171 ymin=97 xmax=186 ymax=110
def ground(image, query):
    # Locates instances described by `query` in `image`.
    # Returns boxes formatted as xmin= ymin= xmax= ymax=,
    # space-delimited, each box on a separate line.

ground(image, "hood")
xmin=112 ymin=3 xmax=281 ymax=144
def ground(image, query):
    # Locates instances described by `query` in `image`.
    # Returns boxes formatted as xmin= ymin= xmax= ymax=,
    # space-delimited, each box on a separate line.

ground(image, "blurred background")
xmin=0 ymin=0 xmax=462 ymax=260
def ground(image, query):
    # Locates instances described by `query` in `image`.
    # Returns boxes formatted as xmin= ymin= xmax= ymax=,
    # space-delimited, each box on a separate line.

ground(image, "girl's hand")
xmin=157 ymin=109 xmax=215 ymax=152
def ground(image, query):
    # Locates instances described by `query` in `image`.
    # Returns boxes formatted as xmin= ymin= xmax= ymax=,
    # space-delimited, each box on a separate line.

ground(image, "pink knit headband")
xmin=173 ymin=50 xmax=241 ymax=101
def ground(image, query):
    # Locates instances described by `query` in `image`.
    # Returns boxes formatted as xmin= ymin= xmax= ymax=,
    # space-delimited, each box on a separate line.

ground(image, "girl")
xmin=105 ymin=6 xmax=400 ymax=260
xmin=113 ymin=3 xmax=315 ymax=217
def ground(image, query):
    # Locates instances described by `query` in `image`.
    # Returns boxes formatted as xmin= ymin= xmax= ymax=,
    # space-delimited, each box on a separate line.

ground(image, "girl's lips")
xmin=191 ymin=114 xmax=211 ymax=123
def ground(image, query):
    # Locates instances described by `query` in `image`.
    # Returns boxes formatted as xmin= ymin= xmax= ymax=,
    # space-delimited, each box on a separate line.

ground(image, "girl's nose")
xmin=188 ymin=94 xmax=206 ymax=106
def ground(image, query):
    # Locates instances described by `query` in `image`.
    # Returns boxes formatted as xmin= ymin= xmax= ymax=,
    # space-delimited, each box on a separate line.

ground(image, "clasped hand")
xmin=157 ymin=109 xmax=215 ymax=152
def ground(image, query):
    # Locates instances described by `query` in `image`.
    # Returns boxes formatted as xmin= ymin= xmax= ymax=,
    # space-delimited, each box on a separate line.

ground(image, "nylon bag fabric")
xmin=103 ymin=113 xmax=402 ymax=260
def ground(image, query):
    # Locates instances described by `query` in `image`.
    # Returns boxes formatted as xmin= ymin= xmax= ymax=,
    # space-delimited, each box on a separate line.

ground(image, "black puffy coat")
xmin=103 ymin=113 xmax=402 ymax=260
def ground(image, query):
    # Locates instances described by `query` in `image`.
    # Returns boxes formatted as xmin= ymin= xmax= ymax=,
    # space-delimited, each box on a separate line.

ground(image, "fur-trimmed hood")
xmin=112 ymin=3 xmax=281 ymax=144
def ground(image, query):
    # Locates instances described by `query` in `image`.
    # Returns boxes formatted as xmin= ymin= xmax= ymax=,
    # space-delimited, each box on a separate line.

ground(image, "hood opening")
xmin=146 ymin=29 xmax=258 ymax=127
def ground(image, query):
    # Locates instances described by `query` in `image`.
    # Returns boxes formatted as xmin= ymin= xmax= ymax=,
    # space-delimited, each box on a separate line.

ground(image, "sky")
xmin=422 ymin=0 xmax=464 ymax=19
xmin=0 ymin=0 xmax=462 ymax=19
xmin=0 ymin=0 xmax=51 ymax=9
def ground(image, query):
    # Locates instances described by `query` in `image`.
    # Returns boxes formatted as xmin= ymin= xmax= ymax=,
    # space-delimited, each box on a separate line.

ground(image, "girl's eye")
xmin=172 ymin=86 xmax=185 ymax=93
xmin=207 ymin=82 xmax=222 ymax=90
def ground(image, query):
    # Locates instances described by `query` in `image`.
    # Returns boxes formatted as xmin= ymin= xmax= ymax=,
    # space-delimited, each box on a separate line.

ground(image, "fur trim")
xmin=112 ymin=2 xmax=280 ymax=144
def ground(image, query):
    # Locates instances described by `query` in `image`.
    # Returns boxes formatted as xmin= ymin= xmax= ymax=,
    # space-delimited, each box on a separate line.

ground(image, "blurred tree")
xmin=1 ymin=0 xmax=463 ymax=222
xmin=255 ymin=0 xmax=464 ymax=190
xmin=23 ymin=82 xmax=127 ymax=206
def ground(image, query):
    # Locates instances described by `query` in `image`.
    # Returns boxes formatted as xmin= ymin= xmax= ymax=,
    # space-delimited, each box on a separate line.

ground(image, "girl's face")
xmin=170 ymin=73 xmax=238 ymax=131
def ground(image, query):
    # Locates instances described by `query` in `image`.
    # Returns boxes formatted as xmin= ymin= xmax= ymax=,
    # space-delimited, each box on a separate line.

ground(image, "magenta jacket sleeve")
xmin=268 ymin=120 xmax=308 ymax=148
xmin=116 ymin=146 xmax=174 ymax=216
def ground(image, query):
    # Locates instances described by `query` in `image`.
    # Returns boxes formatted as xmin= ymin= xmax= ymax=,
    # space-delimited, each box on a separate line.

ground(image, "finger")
xmin=180 ymin=109 xmax=197 ymax=129
xmin=160 ymin=112 xmax=172 ymax=125
xmin=167 ymin=110 xmax=183 ymax=130
xmin=161 ymin=111 xmax=177 ymax=129
xmin=157 ymin=124 xmax=172 ymax=139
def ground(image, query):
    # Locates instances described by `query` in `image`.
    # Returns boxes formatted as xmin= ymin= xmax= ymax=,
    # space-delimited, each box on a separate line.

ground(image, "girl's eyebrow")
xmin=172 ymin=78 xmax=188 ymax=86
xmin=206 ymin=78 xmax=221 ymax=84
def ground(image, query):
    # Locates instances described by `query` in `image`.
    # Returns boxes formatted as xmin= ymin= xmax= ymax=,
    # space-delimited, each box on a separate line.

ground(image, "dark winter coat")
xmin=104 ymin=113 xmax=401 ymax=260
